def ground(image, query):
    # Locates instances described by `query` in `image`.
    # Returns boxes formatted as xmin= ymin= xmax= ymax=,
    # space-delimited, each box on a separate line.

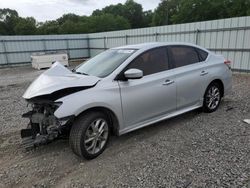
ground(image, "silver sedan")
xmin=22 ymin=42 xmax=232 ymax=159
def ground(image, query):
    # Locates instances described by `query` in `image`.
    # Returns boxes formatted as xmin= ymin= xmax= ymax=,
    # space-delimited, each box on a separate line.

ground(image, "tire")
xmin=203 ymin=82 xmax=222 ymax=113
xmin=69 ymin=111 xmax=110 ymax=160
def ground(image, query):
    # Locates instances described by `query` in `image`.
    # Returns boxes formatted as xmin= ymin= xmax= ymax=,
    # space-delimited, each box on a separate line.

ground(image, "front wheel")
xmin=69 ymin=111 xmax=110 ymax=160
xmin=203 ymin=82 xmax=222 ymax=113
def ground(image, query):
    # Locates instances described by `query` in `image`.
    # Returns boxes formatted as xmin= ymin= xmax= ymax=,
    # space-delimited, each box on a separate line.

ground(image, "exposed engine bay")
xmin=21 ymin=100 xmax=67 ymax=149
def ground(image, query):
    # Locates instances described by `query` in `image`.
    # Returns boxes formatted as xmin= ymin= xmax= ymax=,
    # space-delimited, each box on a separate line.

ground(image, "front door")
xmin=118 ymin=47 xmax=177 ymax=130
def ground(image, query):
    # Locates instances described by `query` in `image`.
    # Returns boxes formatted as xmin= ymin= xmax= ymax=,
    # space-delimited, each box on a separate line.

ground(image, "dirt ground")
xmin=0 ymin=65 xmax=249 ymax=188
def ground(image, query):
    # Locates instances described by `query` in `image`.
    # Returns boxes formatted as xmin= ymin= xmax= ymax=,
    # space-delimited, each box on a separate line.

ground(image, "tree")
xmin=92 ymin=3 xmax=126 ymax=17
xmin=14 ymin=17 xmax=36 ymax=35
xmin=152 ymin=0 xmax=181 ymax=26
xmin=58 ymin=16 xmax=89 ymax=34
xmin=1 ymin=1 xmax=250 ymax=36
xmin=57 ymin=13 xmax=81 ymax=25
xmin=92 ymin=0 xmax=144 ymax=28
xmin=171 ymin=0 xmax=218 ymax=23
xmin=171 ymin=0 xmax=250 ymax=24
xmin=124 ymin=0 xmax=144 ymax=28
xmin=87 ymin=14 xmax=131 ymax=33
xmin=58 ymin=20 xmax=79 ymax=34
xmin=226 ymin=0 xmax=250 ymax=17
xmin=142 ymin=10 xmax=154 ymax=27
xmin=0 ymin=8 xmax=19 ymax=35
xmin=0 ymin=21 xmax=7 ymax=35
xmin=37 ymin=20 xmax=60 ymax=34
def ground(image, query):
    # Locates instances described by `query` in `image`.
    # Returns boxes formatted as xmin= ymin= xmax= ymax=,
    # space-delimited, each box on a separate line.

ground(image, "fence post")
xmin=104 ymin=36 xmax=107 ymax=50
xmin=2 ymin=40 xmax=9 ymax=65
xmin=66 ymin=39 xmax=70 ymax=59
xmin=86 ymin=37 xmax=90 ymax=58
xmin=155 ymin=32 xmax=159 ymax=42
xmin=125 ymin=35 xmax=128 ymax=45
xmin=195 ymin=29 xmax=200 ymax=45
xmin=43 ymin=39 xmax=47 ymax=52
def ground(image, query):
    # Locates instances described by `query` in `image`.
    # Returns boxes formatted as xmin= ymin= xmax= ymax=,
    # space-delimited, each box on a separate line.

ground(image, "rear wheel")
xmin=203 ymin=82 xmax=222 ymax=113
xmin=69 ymin=111 xmax=110 ymax=159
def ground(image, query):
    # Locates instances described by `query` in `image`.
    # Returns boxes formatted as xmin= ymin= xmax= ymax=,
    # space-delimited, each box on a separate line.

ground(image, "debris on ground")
xmin=243 ymin=119 xmax=250 ymax=124
xmin=226 ymin=106 xmax=234 ymax=111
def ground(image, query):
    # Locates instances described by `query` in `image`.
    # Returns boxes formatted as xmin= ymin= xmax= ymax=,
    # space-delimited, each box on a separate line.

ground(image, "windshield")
xmin=75 ymin=49 xmax=136 ymax=78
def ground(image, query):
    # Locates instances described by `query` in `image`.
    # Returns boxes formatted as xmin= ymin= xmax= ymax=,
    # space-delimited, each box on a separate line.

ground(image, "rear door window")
xmin=169 ymin=46 xmax=200 ymax=68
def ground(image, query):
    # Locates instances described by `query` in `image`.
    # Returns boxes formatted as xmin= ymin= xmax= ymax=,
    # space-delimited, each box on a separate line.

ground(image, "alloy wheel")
xmin=84 ymin=118 xmax=109 ymax=155
xmin=206 ymin=86 xmax=221 ymax=110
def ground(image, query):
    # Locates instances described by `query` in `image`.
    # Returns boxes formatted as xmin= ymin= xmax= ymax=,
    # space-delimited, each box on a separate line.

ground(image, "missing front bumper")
xmin=21 ymin=109 xmax=74 ymax=149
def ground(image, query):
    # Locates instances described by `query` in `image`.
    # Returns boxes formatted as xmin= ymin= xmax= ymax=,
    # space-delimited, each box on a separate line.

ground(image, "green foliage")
xmin=57 ymin=14 xmax=130 ymax=34
xmin=226 ymin=0 xmax=250 ymax=17
xmin=92 ymin=0 xmax=149 ymax=28
xmin=170 ymin=0 xmax=224 ymax=23
xmin=0 ymin=0 xmax=250 ymax=35
xmin=0 ymin=8 xmax=19 ymax=35
xmin=124 ymin=0 xmax=144 ymax=28
xmin=88 ymin=14 xmax=131 ymax=33
xmin=170 ymin=0 xmax=250 ymax=24
xmin=37 ymin=21 xmax=60 ymax=34
xmin=152 ymin=0 xmax=181 ymax=26
xmin=92 ymin=3 xmax=126 ymax=17
xmin=57 ymin=13 xmax=81 ymax=25
xmin=142 ymin=10 xmax=154 ymax=27
xmin=58 ymin=20 xmax=82 ymax=34
xmin=14 ymin=17 xmax=36 ymax=35
xmin=36 ymin=13 xmax=130 ymax=35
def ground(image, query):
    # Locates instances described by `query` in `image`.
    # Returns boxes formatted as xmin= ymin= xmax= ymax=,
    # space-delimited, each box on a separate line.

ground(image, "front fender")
xmin=54 ymin=83 xmax=123 ymax=130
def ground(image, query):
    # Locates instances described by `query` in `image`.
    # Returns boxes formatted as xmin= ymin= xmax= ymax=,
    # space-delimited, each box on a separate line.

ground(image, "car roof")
xmin=112 ymin=42 xmax=208 ymax=52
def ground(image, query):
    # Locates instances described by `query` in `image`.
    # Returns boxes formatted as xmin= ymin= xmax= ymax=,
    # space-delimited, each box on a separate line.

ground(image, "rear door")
xmin=118 ymin=47 xmax=177 ymax=129
xmin=168 ymin=45 xmax=208 ymax=110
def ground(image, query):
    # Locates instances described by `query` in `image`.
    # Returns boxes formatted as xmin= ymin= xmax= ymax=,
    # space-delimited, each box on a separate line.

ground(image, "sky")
xmin=0 ymin=0 xmax=161 ymax=22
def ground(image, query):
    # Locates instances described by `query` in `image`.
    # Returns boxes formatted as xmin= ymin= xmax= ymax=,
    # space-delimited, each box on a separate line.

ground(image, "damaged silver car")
xmin=21 ymin=42 xmax=232 ymax=159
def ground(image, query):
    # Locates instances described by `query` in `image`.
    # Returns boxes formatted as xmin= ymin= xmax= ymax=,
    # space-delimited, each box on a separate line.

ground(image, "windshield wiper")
xmin=75 ymin=71 xmax=89 ymax=76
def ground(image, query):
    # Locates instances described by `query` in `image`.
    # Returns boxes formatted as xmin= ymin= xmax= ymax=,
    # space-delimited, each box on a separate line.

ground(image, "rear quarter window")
xmin=196 ymin=48 xmax=208 ymax=61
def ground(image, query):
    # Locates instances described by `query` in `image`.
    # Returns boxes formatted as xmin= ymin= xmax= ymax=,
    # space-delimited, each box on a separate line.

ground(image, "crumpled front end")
xmin=21 ymin=62 xmax=99 ymax=149
xmin=21 ymin=99 xmax=74 ymax=149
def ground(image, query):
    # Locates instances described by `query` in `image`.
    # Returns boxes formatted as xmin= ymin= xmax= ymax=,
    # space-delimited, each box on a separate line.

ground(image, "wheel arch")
xmin=75 ymin=106 xmax=120 ymax=136
xmin=207 ymin=79 xmax=224 ymax=97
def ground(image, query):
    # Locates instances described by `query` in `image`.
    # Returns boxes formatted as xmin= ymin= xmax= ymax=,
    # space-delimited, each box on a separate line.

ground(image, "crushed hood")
xmin=23 ymin=62 xmax=100 ymax=99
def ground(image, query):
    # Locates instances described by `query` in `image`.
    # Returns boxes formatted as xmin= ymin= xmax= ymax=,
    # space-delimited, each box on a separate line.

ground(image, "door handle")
xmin=163 ymin=79 xmax=174 ymax=86
xmin=200 ymin=71 xmax=208 ymax=76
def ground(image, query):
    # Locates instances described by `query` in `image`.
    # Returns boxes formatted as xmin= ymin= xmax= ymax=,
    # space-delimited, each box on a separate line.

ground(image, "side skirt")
xmin=118 ymin=104 xmax=202 ymax=135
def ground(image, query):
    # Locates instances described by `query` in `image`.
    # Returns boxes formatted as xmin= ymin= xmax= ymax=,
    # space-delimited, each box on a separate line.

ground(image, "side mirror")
xmin=124 ymin=68 xmax=143 ymax=79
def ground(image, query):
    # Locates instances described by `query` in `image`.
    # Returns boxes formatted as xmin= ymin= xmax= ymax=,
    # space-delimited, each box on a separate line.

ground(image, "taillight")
xmin=224 ymin=60 xmax=231 ymax=69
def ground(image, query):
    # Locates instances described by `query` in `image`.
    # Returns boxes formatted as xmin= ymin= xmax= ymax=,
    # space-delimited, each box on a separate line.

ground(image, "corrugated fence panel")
xmin=0 ymin=41 xmax=7 ymax=65
xmin=0 ymin=34 xmax=88 ymax=65
xmin=0 ymin=55 xmax=6 ymax=65
xmin=0 ymin=16 xmax=250 ymax=72
xmin=88 ymin=16 xmax=250 ymax=72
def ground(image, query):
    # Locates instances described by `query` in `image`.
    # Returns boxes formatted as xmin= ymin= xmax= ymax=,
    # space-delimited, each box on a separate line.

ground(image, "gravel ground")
xmin=0 ymin=66 xmax=249 ymax=188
